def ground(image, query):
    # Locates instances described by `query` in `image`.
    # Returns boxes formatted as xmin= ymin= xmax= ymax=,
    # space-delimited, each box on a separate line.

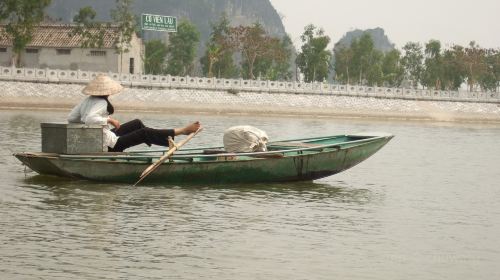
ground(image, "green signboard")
xmin=141 ymin=14 xmax=177 ymax=32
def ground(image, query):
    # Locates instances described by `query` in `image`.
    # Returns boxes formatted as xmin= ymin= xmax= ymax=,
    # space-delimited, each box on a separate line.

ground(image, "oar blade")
xmin=133 ymin=127 xmax=203 ymax=186
xmin=140 ymin=163 xmax=156 ymax=178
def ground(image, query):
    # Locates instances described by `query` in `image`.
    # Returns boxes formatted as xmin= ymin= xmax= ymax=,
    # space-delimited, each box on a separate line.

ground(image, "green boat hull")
xmin=15 ymin=133 xmax=393 ymax=184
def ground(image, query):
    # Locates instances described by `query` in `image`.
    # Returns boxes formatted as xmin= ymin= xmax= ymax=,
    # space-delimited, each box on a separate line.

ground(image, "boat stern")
xmin=13 ymin=152 xmax=69 ymax=177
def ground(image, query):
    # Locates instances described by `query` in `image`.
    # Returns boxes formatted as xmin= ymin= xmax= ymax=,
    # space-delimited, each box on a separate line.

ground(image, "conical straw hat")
xmin=82 ymin=74 xmax=123 ymax=96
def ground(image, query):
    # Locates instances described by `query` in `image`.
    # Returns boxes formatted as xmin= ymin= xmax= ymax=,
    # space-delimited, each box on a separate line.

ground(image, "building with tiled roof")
xmin=0 ymin=24 xmax=143 ymax=74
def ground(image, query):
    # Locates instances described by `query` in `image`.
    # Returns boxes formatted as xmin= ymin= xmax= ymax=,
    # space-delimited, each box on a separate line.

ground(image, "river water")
xmin=0 ymin=109 xmax=499 ymax=280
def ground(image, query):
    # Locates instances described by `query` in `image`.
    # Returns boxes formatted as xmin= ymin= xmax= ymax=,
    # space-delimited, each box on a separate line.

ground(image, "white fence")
xmin=0 ymin=66 xmax=498 ymax=103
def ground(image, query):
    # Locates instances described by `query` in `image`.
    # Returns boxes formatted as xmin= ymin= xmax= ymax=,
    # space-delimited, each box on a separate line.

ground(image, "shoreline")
xmin=1 ymin=100 xmax=500 ymax=124
xmin=0 ymin=80 xmax=499 ymax=124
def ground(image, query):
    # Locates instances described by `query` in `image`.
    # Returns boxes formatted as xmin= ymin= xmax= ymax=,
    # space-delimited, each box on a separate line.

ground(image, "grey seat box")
xmin=41 ymin=122 xmax=104 ymax=154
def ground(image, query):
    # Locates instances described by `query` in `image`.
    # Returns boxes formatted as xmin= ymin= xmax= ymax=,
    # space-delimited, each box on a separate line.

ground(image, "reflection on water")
xmin=21 ymin=175 xmax=377 ymax=209
xmin=1 ymin=110 xmax=500 ymax=280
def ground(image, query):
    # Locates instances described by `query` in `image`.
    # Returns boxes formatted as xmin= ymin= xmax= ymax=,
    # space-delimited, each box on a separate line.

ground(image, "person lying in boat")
xmin=67 ymin=74 xmax=201 ymax=152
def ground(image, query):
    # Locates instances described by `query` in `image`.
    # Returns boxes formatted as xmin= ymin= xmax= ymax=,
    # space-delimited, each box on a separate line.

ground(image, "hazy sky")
xmin=269 ymin=0 xmax=500 ymax=49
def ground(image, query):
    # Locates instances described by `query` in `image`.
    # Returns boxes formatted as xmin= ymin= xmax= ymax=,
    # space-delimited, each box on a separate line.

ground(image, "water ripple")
xmin=1 ymin=110 xmax=500 ymax=279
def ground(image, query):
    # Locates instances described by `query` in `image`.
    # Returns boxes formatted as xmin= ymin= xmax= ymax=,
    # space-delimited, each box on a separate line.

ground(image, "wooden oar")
xmin=133 ymin=127 xmax=203 ymax=186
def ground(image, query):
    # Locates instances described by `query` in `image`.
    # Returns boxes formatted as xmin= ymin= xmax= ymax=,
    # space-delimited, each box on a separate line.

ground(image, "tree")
xmin=246 ymin=34 xmax=293 ymax=81
xmin=365 ymin=51 xmax=384 ymax=86
xmin=480 ymin=49 xmax=500 ymax=92
xmin=228 ymin=23 xmax=282 ymax=80
xmin=268 ymin=34 xmax=293 ymax=80
xmin=70 ymin=6 xmax=109 ymax=48
xmin=203 ymin=44 xmax=223 ymax=77
xmin=334 ymin=47 xmax=354 ymax=84
xmin=349 ymin=33 xmax=383 ymax=86
xmin=165 ymin=19 xmax=200 ymax=76
xmin=296 ymin=24 xmax=332 ymax=82
xmin=382 ymin=49 xmax=404 ymax=87
xmin=144 ymin=40 xmax=167 ymax=75
xmin=461 ymin=41 xmax=492 ymax=92
xmin=421 ymin=40 xmax=443 ymax=89
xmin=441 ymin=45 xmax=466 ymax=90
xmin=401 ymin=42 xmax=424 ymax=88
xmin=111 ymin=0 xmax=136 ymax=73
xmin=0 ymin=0 xmax=51 ymax=66
xmin=0 ymin=2 xmax=8 ymax=21
xmin=200 ymin=14 xmax=237 ymax=78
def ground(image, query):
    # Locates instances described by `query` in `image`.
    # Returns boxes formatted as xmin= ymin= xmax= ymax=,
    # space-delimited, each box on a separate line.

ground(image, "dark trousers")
xmin=109 ymin=119 xmax=175 ymax=152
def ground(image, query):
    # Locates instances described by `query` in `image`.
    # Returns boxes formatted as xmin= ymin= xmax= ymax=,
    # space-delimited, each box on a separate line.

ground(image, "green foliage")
xmin=480 ymin=50 xmax=500 ymax=91
xmin=382 ymin=49 xmax=404 ymax=87
xmin=470 ymin=45 xmax=500 ymax=92
xmin=144 ymin=40 xmax=167 ymax=75
xmin=201 ymin=16 xmax=292 ymax=80
xmin=133 ymin=14 xmax=142 ymax=38
xmin=245 ymin=34 xmax=293 ymax=81
xmin=0 ymin=2 xmax=7 ymax=21
xmin=70 ymin=1 xmax=136 ymax=73
xmin=349 ymin=33 xmax=384 ymax=86
xmin=401 ymin=42 xmax=424 ymax=88
xmin=462 ymin=41 xmax=489 ymax=92
xmin=441 ymin=46 xmax=466 ymax=90
xmin=71 ymin=0 xmax=135 ymax=59
xmin=408 ymin=40 xmax=499 ymax=91
xmin=111 ymin=0 xmax=136 ymax=54
xmin=228 ymin=23 xmax=285 ymax=80
xmin=165 ymin=19 xmax=200 ymax=76
xmin=73 ymin=6 xmax=96 ymax=24
xmin=296 ymin=24 xmax=332 ymax=82
xmin=336 ymin=35 xmax=497 ymax=91
xmin=69 ymin=6 xmax=109 ymax=48
xmin=335 ymin=33 xmax=406 ymax=87
xmin=0 ymin=0 xmax=51 ymax=66
xmin=365 ymin=62 xmax=383 ymax=86
xmin=269 ymin=34 xmax=294 ymax=81
xmin=421 ymin=40 xmax=443 ymax=89
xmin=333 ymin=47 xmax=353 ymax=84
xmin=200 ymin=14 xmax=238 ymax=78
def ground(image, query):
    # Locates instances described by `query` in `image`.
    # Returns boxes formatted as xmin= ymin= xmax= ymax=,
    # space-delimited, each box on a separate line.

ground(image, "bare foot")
xmin=182 ymin=121 xmax=201 ymax=135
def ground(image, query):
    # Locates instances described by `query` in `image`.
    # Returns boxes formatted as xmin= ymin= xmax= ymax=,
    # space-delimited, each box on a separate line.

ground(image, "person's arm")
xmin=107 ymin=117 xmax=120 ymax=129
xmin=84 ymin=100 xmax=113 ymax=126
xmin=67 ymin=102 xmax=83 ymax=123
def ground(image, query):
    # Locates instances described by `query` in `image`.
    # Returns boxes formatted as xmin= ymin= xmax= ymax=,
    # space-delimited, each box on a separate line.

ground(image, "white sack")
xmin=223 ymin=126 xmax=269 ymax=153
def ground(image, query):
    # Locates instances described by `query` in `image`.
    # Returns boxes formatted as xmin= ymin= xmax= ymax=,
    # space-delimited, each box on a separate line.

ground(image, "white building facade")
xmin=0 ymin=25 xmax=143 ymax=74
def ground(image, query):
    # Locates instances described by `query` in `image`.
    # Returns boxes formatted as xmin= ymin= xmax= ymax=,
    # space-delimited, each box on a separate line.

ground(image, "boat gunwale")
xmin=127 ymin=134 xmax=362 ymax=154
xmin=41 ymin=134 xmax=392 ymax=161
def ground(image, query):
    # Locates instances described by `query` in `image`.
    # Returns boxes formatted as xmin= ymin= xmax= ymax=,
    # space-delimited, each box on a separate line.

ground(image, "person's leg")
xmin=112 ymin=119 xmax=146 ymax=136
xmin=109 ymin=127 xmax=175 ymax=152
xmin=109 ymin=121 xmax=201 ymax=152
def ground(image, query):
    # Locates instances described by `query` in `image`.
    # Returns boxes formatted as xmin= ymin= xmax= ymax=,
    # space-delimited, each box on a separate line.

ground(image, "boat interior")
xmin=21 ymin=134 xmax=383 ymax=164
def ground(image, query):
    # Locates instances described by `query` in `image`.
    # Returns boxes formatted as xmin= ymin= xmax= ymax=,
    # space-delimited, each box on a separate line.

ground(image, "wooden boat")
xmin=14 ymin=132 xmax=393 ymax=184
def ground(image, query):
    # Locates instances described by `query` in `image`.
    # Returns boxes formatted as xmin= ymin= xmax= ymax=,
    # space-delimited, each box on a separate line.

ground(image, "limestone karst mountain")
xmin=334 ymin=27 xmax=395 ymax=52
xmin=46 ymin=0 xmax=288 ymax=43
